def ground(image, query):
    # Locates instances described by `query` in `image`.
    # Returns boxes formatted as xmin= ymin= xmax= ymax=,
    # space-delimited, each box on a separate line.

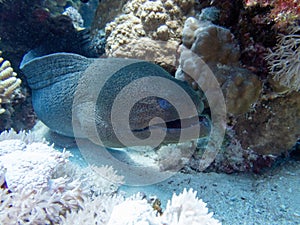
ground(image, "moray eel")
xmin=20 ymin=52 xmax=210 ymax=148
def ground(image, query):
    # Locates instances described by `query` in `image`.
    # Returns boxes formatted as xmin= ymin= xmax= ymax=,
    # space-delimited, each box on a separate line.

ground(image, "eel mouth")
xmin=132 ymin=115 xmax=211 ymax=136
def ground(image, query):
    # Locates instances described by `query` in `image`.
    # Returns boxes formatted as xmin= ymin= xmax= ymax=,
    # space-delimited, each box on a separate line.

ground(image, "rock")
xmin=234 ymin=92 xmax=300 ymax=155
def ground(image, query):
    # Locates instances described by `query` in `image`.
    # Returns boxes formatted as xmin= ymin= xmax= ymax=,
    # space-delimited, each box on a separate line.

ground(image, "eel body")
xmin=20 ymin=52 xmax=210 ymax=148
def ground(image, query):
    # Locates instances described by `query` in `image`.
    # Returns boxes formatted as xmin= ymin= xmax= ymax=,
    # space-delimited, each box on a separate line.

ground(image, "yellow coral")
xmin=0 ymin=51 xmax=21 ymax=114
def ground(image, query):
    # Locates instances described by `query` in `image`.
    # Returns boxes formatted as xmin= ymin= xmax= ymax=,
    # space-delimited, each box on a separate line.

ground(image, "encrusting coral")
xmin=0 ymin=51 xmax=22 ymax=115
xmin=0 ymin=129 xmax=220 ymax=224
xmin=266 ymin=23 xmax=300 ymax=92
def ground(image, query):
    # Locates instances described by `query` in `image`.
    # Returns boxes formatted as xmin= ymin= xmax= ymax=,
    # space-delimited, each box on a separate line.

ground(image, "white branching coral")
xmin=161 ymin=188 xmax=221 ymax=225
xmin=0 ymin=51 xmax=22 ymax=114
xmin=64 ymin=188 xmax=221 ymax=224
xmin=0 ymin=129 xmax=125 ymax=224
xmin=0 ymin=179 xmax=85 ymax=225
xmin=266 ymin=23 xmax=300 ymax=91
xmin=0 ymin=130 xmax=85 ymax=224
xmin=62 ymin=194 xmax=125 ymax=225
xmin=68 ymin=164 xmax=125 ymax=198
xmin=0 ymin=130 xmax=221 ymax=224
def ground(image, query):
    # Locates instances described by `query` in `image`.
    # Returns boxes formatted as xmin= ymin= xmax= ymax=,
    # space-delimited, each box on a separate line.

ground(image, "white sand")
xmin=33 ymin=122 xmax=300 ymax=224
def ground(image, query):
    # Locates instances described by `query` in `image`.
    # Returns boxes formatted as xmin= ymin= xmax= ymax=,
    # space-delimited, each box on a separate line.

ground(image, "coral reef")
xmin=233 ymin=92 xmax=300 ymax=155
xmin=0 ymin=129 xmax=124 ymax=224
xmin=0 ymin=130 xmax=220 ymax=224
xmin=266 ymin=23 xmax=300 ymax=92
xmin=160 ymin=188 xmax=220 ymax=224
xmin=180 ymin=17 xmax=240 ymax=65
xmin=43 ymin=0 xmax=82 ymax=16
xmin=0 ymin=52 xmax=22 ymax=115
xmin=196 ymin=1 xmax=278 ymax=77
xmin=190 ymin=131 xmax=277 ymax=174
xmin=0 ymin=0 xmax=97 ymax=66
xmin=175 ymin=15 xmax=299 ymax=169
xmin=214 ymin=65 xmax=262 ymax=115
xmin=244 ymin=0 xmax=300 ymax=28
xmin=0 ymin=139 xmax=71 ymax=191
xmin=176 ymin=17 xmax=262 ymax=115
xmin=0 ymin=130 xmax=84 ymax=224
xmin=107 ymin=37 xmax=179 ymax=73
xmin=93 ymin=0 xmax=195 ymax=72
xmin=61 ymin=194 xmax=125 ymax=224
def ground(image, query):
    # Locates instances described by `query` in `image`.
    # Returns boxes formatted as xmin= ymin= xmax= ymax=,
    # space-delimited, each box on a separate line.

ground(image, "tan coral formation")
xmin=0 ymin=52 xmax=22 ymax=115
xmin=181 ymin=18 xmax=240 ymax=66
xmin=176 ymin=16 xmax=299 ymax=158
xmin=176 ymin=18 xmax=262 ymax=115
xmin=99 ymin=0 xmax=195 ymax=71
xmin=213 ymin=65 xmax=262 ymax=115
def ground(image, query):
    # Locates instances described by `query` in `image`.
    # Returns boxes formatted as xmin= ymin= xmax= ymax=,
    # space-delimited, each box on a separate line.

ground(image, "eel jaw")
xmin=132 ymin=115 xmax=211 ymax=143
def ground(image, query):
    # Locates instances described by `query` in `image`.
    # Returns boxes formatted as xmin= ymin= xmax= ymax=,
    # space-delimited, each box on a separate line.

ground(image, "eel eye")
xmin=157 ymin=98 xmax=172 ymax=110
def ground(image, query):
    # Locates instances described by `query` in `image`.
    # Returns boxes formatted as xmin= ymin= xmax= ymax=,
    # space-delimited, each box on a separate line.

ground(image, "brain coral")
xmin=0 ymin=52 xmax=22 ymax=115
xmin=95 ymin=0 xmax=195 ymax=72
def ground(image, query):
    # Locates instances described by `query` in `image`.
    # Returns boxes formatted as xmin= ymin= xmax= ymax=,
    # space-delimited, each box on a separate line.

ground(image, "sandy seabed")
xmin=35 ymin=122 xmax=300 ymax=225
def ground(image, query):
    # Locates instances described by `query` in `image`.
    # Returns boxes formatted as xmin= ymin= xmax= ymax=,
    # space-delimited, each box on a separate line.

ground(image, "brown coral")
xmin=177 ymin=18 xmax=262 ymax=115
xmin=213 ymin=65 xmax=262 ymax=115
